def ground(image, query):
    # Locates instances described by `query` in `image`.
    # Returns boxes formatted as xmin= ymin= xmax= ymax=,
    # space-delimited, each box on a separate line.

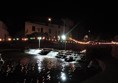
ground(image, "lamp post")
xmin=38 ymin=37 xmax=41 ymax=49
xmin=61 ymin=34 xmax=66 ymax=50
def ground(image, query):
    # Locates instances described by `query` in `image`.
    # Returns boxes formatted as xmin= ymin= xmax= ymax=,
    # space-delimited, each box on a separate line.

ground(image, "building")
xmin=0 ymin=21 xmax=9 ymax=40
xmin=25 ymin=21 xmax=70 ymax=39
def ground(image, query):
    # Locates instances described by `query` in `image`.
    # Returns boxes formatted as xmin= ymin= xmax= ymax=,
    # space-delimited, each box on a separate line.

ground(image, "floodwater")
xmin=0 ymin=49 xmax=101 ymax=83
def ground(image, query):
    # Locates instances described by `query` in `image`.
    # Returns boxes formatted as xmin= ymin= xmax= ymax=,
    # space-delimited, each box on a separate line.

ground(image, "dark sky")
xmin=0 ymin=2 xmax=117 ymax=40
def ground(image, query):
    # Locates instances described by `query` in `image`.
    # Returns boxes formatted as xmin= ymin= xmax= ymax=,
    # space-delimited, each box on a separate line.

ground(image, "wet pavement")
xmin=0 ymin=49 xmax=101 ymax=83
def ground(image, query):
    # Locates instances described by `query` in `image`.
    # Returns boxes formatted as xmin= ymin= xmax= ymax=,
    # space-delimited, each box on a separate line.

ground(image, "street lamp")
xmin=48 ymin=18 xmax=51 ymax=22
xmin=61 ymin=35 xmax=66 ymax=40
xmin=61 ymin=34 xmax=66 ymax=50
xmin=38 ymin=37 xmax=41 ymax=49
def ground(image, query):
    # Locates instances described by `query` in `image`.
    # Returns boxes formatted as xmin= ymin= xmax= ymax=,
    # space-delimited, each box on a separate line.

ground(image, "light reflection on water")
xmin=0 ymin=49 xmax=101 ymax=83
xmin=34 ymin=54 xmax=78 ymax=72
xmin=31 ymin=54 xmax=79 ymax=83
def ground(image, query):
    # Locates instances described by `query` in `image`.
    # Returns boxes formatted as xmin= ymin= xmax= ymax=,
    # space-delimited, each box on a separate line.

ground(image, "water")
xmin=0 ymin=49 xmax=101 ymax=83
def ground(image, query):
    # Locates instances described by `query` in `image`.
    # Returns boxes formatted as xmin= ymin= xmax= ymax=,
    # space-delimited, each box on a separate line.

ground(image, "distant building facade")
xmin=0 ymin=21 xmax=9 ymax=40
xmin=25 ymin=21 xmax=70 ymax=39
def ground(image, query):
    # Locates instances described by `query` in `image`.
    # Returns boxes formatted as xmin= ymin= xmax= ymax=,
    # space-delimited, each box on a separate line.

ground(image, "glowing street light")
xmin=38 ymin=37 xmax=41 ymax=49
xmin=48 ymin=18 xmax=51 ymax=22
xmin=61 ymin=34 xmax=66 ymax=50
xmin=61 ymin=34 xmax=66 ymax=40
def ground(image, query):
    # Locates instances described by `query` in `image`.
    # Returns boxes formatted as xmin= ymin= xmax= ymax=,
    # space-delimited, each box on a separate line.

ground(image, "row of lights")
xmin=69 ymin=38 xmax=90 ymax=44
xmin=0 ymin=37 xmax=47 ymax=42
xmin=1 ymin=37 xmax=117 ymax=45
xmin=69 ymin=38 xmax=118 ymax=45
xmin=0 ymin=34 xmax=66 ymax=42
xmin=0 ymin=37 xmax=76 ymax=43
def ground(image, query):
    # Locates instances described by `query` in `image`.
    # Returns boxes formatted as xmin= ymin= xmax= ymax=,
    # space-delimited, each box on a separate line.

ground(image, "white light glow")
xmin=47 ymin=51 xmax=58 ymax=58
xmin=25 ymin=49 xmax=42 ymax=55
xmin=61 ymin=72 xmax=66 ymax=81
xmin=37 ymin=59 xmax=42 ymax=72
xmin=8 ymin=38 xmax=12 ymax=41
xmin=16 ymin=38 xmax=19 ymax=40
xmin=61 ymin=35 xmax=66 ymax=40
xmin=38 ymin=37 xmax=41 ymax=40
xmin=26 ymin=49 xmax=59 ymax=59
xmin=48 ymin=18 xmax=51 ymax=22
xmin=80 ymin=49 xmax=86 ymax=53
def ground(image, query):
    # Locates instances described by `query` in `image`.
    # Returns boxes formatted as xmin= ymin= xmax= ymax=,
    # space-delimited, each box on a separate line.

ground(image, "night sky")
xmin=0 ymin=2 xmax=117 ymax=40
